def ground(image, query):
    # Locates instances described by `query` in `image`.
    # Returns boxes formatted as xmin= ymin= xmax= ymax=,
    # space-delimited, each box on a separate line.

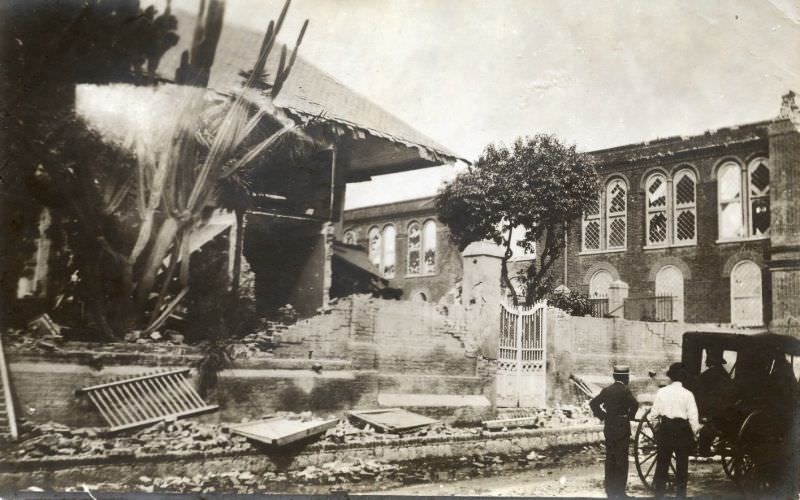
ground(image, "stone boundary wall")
xmin=0 ymin=424 xmax=604 ymax=489
xmin=546 ymin=307 xmax=762 ymax=403
xmin=273 ymin=295 xmax=485 ymax=377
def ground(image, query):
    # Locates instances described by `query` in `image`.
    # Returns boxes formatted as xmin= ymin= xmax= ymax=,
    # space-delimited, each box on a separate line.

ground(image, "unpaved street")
xmin=362 ymin=452 xmax=746 ymax=498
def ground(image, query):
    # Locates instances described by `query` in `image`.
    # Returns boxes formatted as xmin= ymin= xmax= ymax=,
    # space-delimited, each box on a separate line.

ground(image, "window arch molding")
xmin=639 ymin=167 xmax=670 ymax=191
xmin=711 ymin=156 xmax=745 ymax=180
xmin=668 ymin=162 xmax=700 ymax=181
xmin=647 ymin=256 xmax=692 ymax=282
xmin=582 ymin=262 xmax=620 ymax=285
xmin=722 ymin=252 xmax=764 ymax=278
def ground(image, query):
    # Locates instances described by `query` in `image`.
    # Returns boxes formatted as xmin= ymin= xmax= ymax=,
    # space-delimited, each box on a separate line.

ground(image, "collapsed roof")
xmin=157 ymin=9 xmax=466 ymax=181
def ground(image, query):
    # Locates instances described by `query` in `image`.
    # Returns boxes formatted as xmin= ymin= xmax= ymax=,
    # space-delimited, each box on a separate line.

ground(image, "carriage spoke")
xmin=645 ymin=456 xmax=657 ymax=479
xmin=639 ymin=450 xmax=657 ymax=465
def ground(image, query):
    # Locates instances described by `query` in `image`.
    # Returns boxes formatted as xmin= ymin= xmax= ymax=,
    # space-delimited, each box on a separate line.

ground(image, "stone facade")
xmin=550 ymin=101 xmax=800 ymax=329
xmin=342 ymin=198 xmax=463 ymax=303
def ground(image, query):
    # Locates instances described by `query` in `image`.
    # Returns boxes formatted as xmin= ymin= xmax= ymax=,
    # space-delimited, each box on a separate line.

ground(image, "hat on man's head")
xmin=613 ymin=365 xmax=630 ymax=376
xmin=666 ymin=362 xmax=688 ymax=382
xmin=706 ymin=352 xmax=726 ymax=365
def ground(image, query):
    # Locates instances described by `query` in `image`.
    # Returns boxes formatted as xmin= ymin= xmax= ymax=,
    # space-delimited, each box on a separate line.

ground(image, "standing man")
xmin=650 ymin=362 xmax=701 ymax=499
xmin=590 ymin=365 xmax=639 ymax=499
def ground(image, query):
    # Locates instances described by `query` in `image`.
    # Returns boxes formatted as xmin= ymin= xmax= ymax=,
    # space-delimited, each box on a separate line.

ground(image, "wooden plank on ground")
xmin=229 ymin=417 xmax=339 ymax=446
xmin=347 ymin=408 xmax=438 ymax=433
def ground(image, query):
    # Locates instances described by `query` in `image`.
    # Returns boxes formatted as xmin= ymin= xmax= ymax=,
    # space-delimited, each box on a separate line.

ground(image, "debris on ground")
xmin=347 ymin=408 xmax=438 ymax=434
xmin=3 ymin=404 xmax=596 ymax=461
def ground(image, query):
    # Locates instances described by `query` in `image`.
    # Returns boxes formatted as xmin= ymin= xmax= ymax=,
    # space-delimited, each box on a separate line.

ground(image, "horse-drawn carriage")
xmin=633 ymin=331 xmax=800 ymax=494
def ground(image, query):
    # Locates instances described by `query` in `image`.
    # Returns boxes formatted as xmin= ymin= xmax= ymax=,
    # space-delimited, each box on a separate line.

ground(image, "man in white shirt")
xmin=649 ymin=362 xmax=700 ymax=499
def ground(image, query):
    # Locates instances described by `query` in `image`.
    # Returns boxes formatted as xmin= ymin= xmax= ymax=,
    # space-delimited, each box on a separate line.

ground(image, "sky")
xmin=159 ymin=0 xmax=800 ymax=208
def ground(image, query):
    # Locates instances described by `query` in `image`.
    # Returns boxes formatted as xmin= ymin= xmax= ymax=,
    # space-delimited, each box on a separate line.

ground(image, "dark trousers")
xmin=654 ymin=417 xmax=693 ymax=499
xmin=604 ymin=434 xmax=630 ymax=498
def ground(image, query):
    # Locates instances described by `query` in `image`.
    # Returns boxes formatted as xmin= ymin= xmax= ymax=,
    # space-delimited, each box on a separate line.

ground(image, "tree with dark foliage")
xmin=436 ymin=134 xmax=597 ymax=305
xmin=0 ymin=0 xmax=179 ymax=333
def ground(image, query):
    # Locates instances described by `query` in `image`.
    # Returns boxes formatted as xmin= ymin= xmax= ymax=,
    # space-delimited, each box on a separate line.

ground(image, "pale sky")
xmin=160 ymin=0 xmax=800 ymax=208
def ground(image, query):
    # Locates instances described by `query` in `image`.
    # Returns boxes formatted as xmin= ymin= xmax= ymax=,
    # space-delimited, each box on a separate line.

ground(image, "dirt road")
xmin=361 ymin=454 xmax=747 ymax=498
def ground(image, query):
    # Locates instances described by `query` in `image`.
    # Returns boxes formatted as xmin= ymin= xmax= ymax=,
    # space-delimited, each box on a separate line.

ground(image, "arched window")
xmin=718 ymin=161 xmax=744 ymax=240
xmin=582 ymin=194 xmax=601 ymax=251
xmin=606 ymin=179 xmax=627 ymax=249
xmin=646 ymin=173 xmax=668 ymax=246
xmin=589 ymin=270 xmax=613 ymax=298
xmin=673 ymin=169 xmax=697 ymax=244
xmin=381 ymin=224 xmax=396 ymax=278
xmin=422 ymin=220 xmax=437 ymax=274
xmin=655 ymin=265 xmax=684 ymax=321
xmin=730 ymin=260 xmax=763 ymax=327
xmin=407 ymin=222 xmax=421 ymax=275
xmin=343 ymin=230 xmax=357 ymax=245
xmin=368 ymin=226 xmax=381 ymax=269
xmin=748 ymin=158 xmax=770 ymax=237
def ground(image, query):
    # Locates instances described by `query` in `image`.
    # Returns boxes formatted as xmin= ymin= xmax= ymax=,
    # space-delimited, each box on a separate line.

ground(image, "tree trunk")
xmin=134 ymin=217 xmax=179 ymax=315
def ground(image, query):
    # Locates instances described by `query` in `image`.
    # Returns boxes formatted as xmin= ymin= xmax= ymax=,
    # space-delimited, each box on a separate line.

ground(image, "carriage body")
xmin=633 ymin=331 xmax=800 ymax=492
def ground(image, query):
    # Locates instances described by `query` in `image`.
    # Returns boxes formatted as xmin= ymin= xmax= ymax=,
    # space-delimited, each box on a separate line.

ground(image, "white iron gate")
xmin=497 ymin=300 xmax=547 ymax=407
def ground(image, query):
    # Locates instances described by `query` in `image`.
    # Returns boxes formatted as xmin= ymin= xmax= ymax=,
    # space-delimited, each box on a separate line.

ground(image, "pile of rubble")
xmin=8 ymin=419 xmax=253 ymax=460
xmin=5 ymin=403 xmax=596 ymax=462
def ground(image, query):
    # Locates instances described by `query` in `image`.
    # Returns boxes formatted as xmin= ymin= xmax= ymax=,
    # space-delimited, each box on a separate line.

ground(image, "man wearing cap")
xmin=650 ymin=362 xmax=701 ymax=499
xmin=590 ymin=365 xmax=639 ymax=499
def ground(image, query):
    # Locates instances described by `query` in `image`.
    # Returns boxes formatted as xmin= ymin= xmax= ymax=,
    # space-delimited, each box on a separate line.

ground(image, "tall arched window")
xmin=582 ymin=194 xmax=601 ymax=251
xmin=718 ymin=161 xmax=744 ymax=240
xmin=646 ymin=173 xmax=668 ymax=246
xmin=381 ymin=224 xmax=396 ymax=278
xmin=748 ymin=158 xmax=770 ymax=237
xmin=589 ymin=270 xmax=613 ymax=298
xmin=673 ymin=169 xmax=697 ymax=244
xmin=606 ymin=179 xmax=627 ymax=249
xmin=655 ymin=265 xmax=684 ymax=321
xmin=422 ymin=220 xmax=437 ymax=274
xmin=717 ymin=158 xmax=770 ymax=240
xmin=343 ymin=230 xmax=357 ymax=245
xmin=368 ymin=226 xmax=381 ymax=269
xmin=407 ymin=222 xmax=421 ymax=275
xmin=730 ymin=260 xmax=763 ymax=327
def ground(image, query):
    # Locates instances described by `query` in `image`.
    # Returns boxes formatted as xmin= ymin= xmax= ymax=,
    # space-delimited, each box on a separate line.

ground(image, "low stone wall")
xmin=546 ymin=308 xmax=756 ymax=403
xmin=0 ymin=424 xmax=603 ymax=490
xmin=6 ymin=347 xmax=492 ymax=427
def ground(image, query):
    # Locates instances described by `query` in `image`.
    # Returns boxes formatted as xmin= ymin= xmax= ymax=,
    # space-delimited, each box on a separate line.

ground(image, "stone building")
xmin=342 ymin=197 xmax=534 ymax=303
xmin=549 ymin=93 xmax=800 ymax=330
xmin=343 ymin=94 xmax=800 ymax=334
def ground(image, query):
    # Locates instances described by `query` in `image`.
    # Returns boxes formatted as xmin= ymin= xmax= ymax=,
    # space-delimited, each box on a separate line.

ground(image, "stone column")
xmin=462 ymin=241 xmax=505 ymax=360
xmin=767 ymin=93 xmax=800 ymax=337
xmin=607 ymin=280 xmax=629 ymax=318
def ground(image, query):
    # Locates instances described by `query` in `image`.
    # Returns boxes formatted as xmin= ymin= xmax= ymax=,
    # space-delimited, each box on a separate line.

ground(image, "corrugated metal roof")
xmin=158 ymin=9 xmax=465 ymax=166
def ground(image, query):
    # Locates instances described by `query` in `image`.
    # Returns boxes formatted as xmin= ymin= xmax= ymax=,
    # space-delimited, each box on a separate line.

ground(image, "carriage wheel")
xmin=634 ymin=409 xmax=677 ymax=491
xmin=714 ymin=436 xmax=736 ymax=479
xmin=731 ymin=410 xmax=772 ymax=492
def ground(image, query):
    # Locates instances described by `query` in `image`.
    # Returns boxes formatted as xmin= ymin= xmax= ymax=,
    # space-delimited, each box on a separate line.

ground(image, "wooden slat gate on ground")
xmin=0 ymin=331 xmax=18 ymax=440
xmin=496 ymin=300 xmax=547 ymax=407
xmin=78 ymin=368 xmax=218 ymax=432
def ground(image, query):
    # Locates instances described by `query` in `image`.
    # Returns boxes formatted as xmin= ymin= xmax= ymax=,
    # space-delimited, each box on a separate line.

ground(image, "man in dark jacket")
xmin=590 ymin=365 xmax=639 ymax=499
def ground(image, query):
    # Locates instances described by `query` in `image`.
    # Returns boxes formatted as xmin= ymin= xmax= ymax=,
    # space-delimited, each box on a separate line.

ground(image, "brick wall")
xmin=343 ymin=199 xmax=462 ymax=303
xmin=273 ymin=295 xmax=479 ymax=376
xmin=545 ymin=307 xmax=759 ymax=403
xmin=551 ymin=125 xmax=774 ymax=325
